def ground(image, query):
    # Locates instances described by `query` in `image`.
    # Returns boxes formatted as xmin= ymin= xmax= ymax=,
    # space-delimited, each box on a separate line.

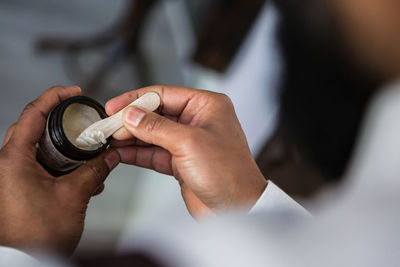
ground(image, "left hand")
xmin=0 ymin=86 xmax=120 ymax=256
xmin=106 ymin=86 xmax=267 ymax=219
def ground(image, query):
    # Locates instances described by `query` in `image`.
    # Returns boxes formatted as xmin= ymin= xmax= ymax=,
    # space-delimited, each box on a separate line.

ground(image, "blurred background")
xmin=2 ymin=0 xmax=400 ymax=265
xmin=0 ymin=0 xmax=285 ymax=256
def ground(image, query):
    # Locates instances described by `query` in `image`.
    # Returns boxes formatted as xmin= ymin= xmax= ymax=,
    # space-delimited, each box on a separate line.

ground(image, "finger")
xmin=112 ymin=127 xmax=133 ymax=140
xmin=115 ymin=146 xmax=172 ymax=175
xmin=180 ymin=185 xmax=213 ymax=219
xmin=11 ymin=86 xmax=82 ymax=148
xmin=105 ymin=85 xmax=209 ymax=119
xmin=110 ymin=138 xmax=151 ymax=148
xmin=59 ymin=149 xmax=120 ymax=200
xmin=112 ymin=115 xmax=179 ymax=141
xmin=1 ymin=123 xmax=17 ymax=148
xmin=122 ymin=106 xmax=194 ymax=153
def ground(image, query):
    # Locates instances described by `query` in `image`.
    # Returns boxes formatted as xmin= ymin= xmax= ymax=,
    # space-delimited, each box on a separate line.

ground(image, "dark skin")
xmin=333 ymin=0 xmax=400 ymax=80
xmin=0 ymin=85 xmax=267 ymax=256
xmin=0 ymin=0 xmax=399 ymax=258
xmin=0 ymin=86 xmax=120 ymax=256
xmin=2 ymin=0 xmax=400 ymax=258
xmin=107 ymin=85 xmax=268 ymax=219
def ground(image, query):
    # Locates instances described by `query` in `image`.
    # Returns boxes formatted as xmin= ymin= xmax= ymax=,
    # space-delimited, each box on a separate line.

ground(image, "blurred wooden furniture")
xmin=35 ymin=0 xmax=266 ymax=93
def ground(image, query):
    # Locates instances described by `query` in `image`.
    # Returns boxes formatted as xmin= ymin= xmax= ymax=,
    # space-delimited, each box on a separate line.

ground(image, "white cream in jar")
xmin=37 ymin=96 xmax=110 ymax=174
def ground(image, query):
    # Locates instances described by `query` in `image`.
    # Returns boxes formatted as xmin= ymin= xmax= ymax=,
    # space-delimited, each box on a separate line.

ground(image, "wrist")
xmin=232 ymin=173 xmax=268 ymax=212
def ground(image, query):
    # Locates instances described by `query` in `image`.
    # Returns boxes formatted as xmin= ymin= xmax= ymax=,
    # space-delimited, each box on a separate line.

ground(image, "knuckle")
xmin=6 ymin=123 xmax=17 ymax=133
xmin=25 ymin=100 xmax=37 ymax=110
xmin=22 ymin=101 xmax=38 ymax=115
xmin=21 ymin=99 xmax=47 ymax=118
xmin=70 ymin=85 xmax=82 ymax=92
xmin=51 ymin=86 xmax=69 ymax=95
xmin=47 ymin=86 xmax=66 ymax=96
xmin=206 ymin=91 xmax=233 ymax=107
xmin=210 ymin=93 xmax=234 ymax=113
xmin=217 ymin=93 xmax=233 ymax=105
xmin=125 ymin=91 xmax=138 ymax=100
xmin=48 ymin=85 xmax=78 ymax=97
xmin=145 ymin=116 xmax=167 ymax=133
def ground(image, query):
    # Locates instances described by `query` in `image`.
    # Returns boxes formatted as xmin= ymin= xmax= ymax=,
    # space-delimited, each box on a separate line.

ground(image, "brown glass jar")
xmin=37 ymin=96 xmax=110 ymax=175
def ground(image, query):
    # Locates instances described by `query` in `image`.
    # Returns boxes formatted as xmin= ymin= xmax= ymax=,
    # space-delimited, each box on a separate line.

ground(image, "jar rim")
xmin=49 ymin=96 xmax=110 ymax=161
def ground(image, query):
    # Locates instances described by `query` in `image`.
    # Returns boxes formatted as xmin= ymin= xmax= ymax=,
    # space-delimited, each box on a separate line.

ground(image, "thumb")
xmin=59 ymin=149 xmax=120 ymax=200
xmin=122 ymin=106 xmax=191 ymax=152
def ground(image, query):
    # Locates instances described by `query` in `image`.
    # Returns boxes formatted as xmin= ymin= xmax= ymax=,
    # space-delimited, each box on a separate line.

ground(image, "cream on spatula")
xmin=75 ymin=92 xmax=161 ymax=149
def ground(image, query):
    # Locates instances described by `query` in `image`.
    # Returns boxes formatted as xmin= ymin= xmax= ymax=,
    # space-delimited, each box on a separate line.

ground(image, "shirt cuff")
xmin=249 ymin=180 xmax=311 ymax=217
xmin=0 ymin=246 xmax=41 ymax=266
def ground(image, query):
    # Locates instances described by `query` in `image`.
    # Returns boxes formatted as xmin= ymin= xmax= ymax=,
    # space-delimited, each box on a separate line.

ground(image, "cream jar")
xmin=37 ymin=96 xmax=110 ymax=175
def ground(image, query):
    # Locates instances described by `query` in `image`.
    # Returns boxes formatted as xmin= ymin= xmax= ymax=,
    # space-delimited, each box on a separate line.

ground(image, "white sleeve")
xmin=249 ymin=181 xmax=311 ymax=217
xmin=0 ymin=246 xmax=68 ymax=267
xmin=0 ymin=246 xmax=40 ymax=266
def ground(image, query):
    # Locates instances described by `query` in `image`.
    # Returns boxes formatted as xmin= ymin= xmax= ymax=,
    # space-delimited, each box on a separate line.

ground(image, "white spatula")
xmin=75 ymin=92 xmax=161 ymax=148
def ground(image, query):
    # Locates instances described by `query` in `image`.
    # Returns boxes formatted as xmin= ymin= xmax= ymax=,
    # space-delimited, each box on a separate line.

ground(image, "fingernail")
xmin=104 ymin=151 xmax=119 ymax=171
xmin=124 ymin=107 xmax=146 ymax=127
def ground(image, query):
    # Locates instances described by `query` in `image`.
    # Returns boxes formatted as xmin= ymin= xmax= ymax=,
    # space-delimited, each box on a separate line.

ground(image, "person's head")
xmin=333 ymin=0 xmax=400 ymax=81
xmin=272 ymin=0 xmax=400 ymax=181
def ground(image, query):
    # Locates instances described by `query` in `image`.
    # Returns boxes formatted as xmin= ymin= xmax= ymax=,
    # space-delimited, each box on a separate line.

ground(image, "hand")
xmin=0 ymin=86 xmax=120 ymax=255
xmin=106 ymin=85 xmax=267 ymax=219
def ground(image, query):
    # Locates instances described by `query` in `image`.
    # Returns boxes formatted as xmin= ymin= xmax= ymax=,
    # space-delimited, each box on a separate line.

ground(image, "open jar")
xmin=37 ymin=96 xmax=110 ymax=175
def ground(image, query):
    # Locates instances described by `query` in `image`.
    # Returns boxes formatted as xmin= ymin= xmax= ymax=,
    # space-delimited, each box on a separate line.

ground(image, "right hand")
xmin=106 ymin=86 xmax=267 ymax=218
